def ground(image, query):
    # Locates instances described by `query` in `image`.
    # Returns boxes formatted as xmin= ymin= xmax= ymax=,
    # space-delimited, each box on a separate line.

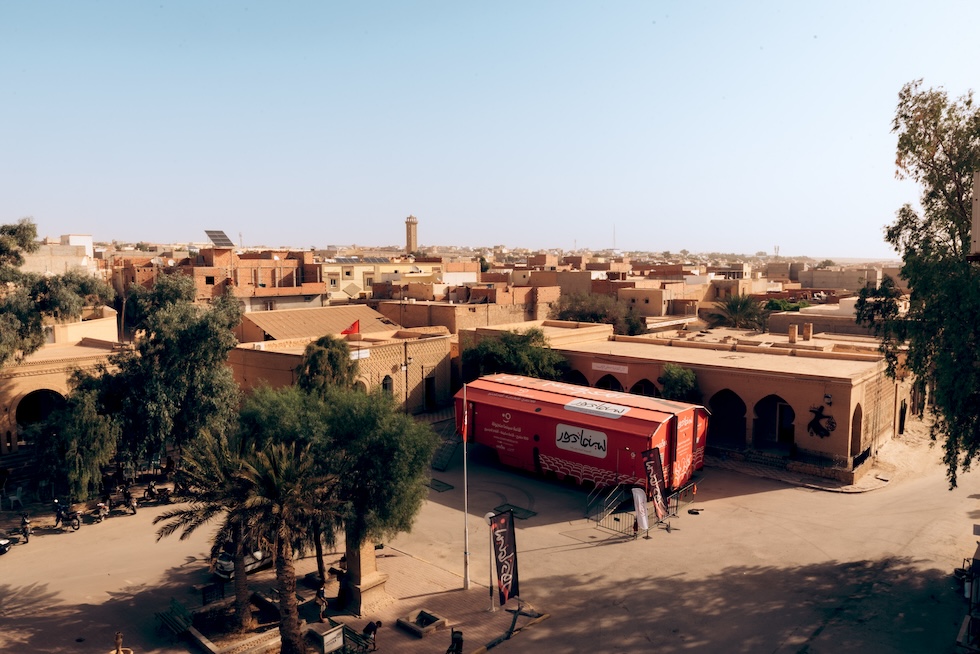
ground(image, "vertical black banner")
xmin=490 ymin=510 xmax=520 ymax=605
xmin=642 ymin=447 xmax=669 ymax=521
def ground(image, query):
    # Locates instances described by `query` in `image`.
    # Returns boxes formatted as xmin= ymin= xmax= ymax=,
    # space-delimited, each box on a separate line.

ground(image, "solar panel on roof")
xmin=205 ymin=230 xmax=235 ymax=248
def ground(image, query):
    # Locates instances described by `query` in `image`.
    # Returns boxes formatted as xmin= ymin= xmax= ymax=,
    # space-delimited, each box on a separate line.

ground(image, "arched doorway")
xmin=709 ymin=389 xmax=747 ymax=449
xmin=629 ymin=379 xmax=660 ymax=397
xmin=564 ymin=370 xmax=589 ymax=387
xmin=595 ymin=374 xmax=623 ymax=392
xmin=850 ymin=404 xmax=863 ymax=457
xmin=381 ymin=375 xmax=394 ymax=395
xmin=754 ymin=394 xmax=795 ymax=450
xmin=14 ymin=389 xmax=66 ymax=452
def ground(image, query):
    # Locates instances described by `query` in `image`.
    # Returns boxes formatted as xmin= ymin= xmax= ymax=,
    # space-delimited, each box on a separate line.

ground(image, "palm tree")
xmin=239 ymin=440 xmax=340 ymax=654
xmin=707 ymin=294 xmax=766 ymax=329
xmin=154 ymin=433 xmax=257 ymax=632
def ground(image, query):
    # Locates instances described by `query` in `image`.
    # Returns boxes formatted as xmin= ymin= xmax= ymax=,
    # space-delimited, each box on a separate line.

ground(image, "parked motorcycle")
xmin=53 ymin=499 xmax=82 ymax=531
xmin=123 ymin=487 xmax=138 ymax=515
xmin=143 ymin=480 xmax=171 ymax=504
xmin=94 ymin=502 xmax=110 ymax=523
xmin=21 ymin=513 xmax=32 ymax=543
xmin=0 ymin=534 xmax=10 ymax=554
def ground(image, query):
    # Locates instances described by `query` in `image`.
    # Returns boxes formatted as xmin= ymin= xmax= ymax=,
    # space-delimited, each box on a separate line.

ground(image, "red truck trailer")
xmin=455 ymin=374 xmax=708 ymax=493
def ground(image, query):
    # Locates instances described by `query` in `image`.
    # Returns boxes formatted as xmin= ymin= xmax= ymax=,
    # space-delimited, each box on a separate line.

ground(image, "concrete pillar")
xmin=803 ymin=323 xmax=813 ymax=341
xmin=788 ymin=325 xmax=798 ymax=344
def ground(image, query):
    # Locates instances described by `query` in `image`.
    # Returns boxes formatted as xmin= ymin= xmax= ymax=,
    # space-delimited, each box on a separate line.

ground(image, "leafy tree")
xmin=856 ymin=80 xmax=980 ymax=487
xmin=109 ymin=280 xmax=242 ymax=463
xmin=658 ymin=363 xmax=701 ymax=403
xmin=817 ymin=259 xmax=836 ymax=268
xmin=550 ymin=293 xmax=646 ymax=336
xmin=318 ymin=387 xmax=437 ymax=613
xmin=46 ymin=274 xmax=242 ymax=492
xmin=462 ymin=328 xmax=569 ymax=383
xmin=0 ymin=218 xmax=115 ymax=367
xmin=706 ymin=294 xmax=766 ymax=329
xmin=33 ymin=374 xmax=117 ymax=500
xmin=479 ymin=256 xmax=491 ymax=273
xmin=297 ymin=335 xmax=359 ymax=394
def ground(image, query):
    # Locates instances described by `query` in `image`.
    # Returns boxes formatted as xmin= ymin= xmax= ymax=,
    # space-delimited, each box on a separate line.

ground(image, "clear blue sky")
xmin=3 ymin=1 xmax=979 ymax=260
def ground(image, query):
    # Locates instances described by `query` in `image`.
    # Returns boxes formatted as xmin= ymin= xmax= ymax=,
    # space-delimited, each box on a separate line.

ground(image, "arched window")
xmin=382 ymin=376 xmax=394 ymax=395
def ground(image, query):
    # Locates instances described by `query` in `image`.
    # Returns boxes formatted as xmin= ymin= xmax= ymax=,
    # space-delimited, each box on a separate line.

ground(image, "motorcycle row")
xmin=0 ymin=480 xmax=172 ymax=554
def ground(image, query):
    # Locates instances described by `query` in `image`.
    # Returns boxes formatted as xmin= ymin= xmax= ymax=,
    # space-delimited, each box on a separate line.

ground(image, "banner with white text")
xmin=490 ymin=510 xmax=520 ymax=605
xmin=642 ymin=447 xmax=669 ymax=521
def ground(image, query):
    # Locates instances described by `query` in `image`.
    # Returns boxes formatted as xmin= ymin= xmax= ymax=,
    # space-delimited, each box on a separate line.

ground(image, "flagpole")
xmin=463 ymin=384 xmax=471 ymax=590
xmin=485 ymin=512 xmax=496 ymax=612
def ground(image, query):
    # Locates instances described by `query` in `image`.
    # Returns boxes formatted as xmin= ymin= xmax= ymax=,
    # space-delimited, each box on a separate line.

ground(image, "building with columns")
xmin=460 ymin=319 xmax=913 ymax=484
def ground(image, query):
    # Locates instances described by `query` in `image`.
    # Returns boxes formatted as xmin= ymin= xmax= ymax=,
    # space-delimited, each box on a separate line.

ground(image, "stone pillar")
xmin=345 ymin=535 xmax=391 ymax=617
xmin=803 ymin=323 xmax=813 ymax=341
xmin=788 ymin=325 xmax=798 ymax=344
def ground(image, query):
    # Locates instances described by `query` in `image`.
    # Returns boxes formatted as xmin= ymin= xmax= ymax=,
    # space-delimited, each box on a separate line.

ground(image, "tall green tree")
xmin=297 ymin=334 xmax=359 ymax=394
xmin=706 ymin=294 xmax=766 ymax=329
xmin=0 ymin=218 xmax=114 ymax=367
xmin=462 ymin=327 xmax=569 ymax=383
xmin=110 ymin=276 xmax=243 ymax=462
xmin=550 ymin=292 xmax=646 ymax=335
xmin=34 ymin=373 xmax=118 ymax=500
xmin=318 ymin=387 xmax=437 ymax=613
xmin=856 ymin=80 xmax=980 ymax=487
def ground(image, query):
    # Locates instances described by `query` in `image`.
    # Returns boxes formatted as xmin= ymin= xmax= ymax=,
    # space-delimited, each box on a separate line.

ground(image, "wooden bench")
xmin=155 ymin=598 xmax=193 ymax=636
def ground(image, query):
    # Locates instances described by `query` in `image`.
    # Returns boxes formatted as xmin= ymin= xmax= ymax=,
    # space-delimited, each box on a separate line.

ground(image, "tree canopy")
xmin=550 ymin=292 xmax=646 ymax=336
xmin=856 ymin=80 xmax=980 ymax=487
xmin=39 ymin=273 xmax=242 ymax=497
xmin=462 ymin=327 xmax=569 ymax=382
xmin=297 ymin=334 xmax=359 ymax=395
xmin=658 ymin=363 xmax=702 ymax=403
xmin=0 ymin=218 xmax=115 ymax=368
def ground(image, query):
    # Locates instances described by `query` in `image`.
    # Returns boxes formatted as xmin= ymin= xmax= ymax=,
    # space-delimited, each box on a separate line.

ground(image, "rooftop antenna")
xmin=239 ymin=232 xmax=243 ymax=249
xmin=613 ymin=224 xmax=616 ymax=250
xmin=774 ymin=245 xmax=780 ymax=260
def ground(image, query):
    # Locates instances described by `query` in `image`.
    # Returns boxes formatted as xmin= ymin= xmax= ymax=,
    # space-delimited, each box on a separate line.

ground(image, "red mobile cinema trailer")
xmin=455 ymin=374 xmax=709 ymax=493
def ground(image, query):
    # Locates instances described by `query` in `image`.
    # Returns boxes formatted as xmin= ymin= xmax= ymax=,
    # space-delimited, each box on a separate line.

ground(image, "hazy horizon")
xmin=5 ymin=2 xmax=976 ymax=260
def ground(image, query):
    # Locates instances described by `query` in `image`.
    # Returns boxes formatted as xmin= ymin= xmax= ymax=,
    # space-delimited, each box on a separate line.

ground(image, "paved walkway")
xmin=238 ymin=440 xmax=894 ymax=654
xmin=244 ymin=546 xmax=546 ymax=654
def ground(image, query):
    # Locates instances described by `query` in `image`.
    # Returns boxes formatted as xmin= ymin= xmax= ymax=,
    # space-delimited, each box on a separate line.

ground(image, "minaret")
xmin=405 ymin=215 xmax=418 ymax=254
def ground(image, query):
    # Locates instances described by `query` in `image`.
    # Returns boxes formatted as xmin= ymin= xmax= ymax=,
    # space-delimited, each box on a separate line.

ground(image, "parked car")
xmin=213 ymin=548 xmax=272 ymax=580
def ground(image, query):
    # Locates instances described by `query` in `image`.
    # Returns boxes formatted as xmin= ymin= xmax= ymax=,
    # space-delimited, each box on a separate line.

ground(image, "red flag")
xmin=462 ymin=384 xmax=468 ymax=440
xmin=341 ymin=320 xmax=359 ymax=335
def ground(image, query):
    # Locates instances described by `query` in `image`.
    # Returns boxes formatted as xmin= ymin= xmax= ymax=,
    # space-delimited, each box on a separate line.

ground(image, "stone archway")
xmin=629 ymin=378 xmax=660 ymax=397
xmin=754 ymin=394 xmax=795 ymax=449
xmin=14 ymin=389 xmax=66 ymax=452
xmin=595 ymin=374 xmax=623 ymax=392
xmin=565 ymin=369 xmax=589 ymax=387
xmin=709 ymin=389 xmax=747 ymax=449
